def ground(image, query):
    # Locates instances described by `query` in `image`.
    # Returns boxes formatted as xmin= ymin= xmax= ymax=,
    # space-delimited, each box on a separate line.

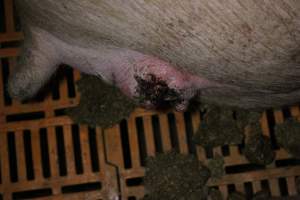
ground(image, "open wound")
xmin=134 ymin=73 xmax=183 ymax=110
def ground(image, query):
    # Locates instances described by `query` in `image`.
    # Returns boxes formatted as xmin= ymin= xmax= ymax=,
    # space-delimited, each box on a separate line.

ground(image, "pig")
xmin=8 ymin=0 xmax=300 ymax=110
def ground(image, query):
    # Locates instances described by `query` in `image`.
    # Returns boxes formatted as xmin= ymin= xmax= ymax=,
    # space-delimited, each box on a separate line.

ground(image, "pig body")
xmin=9 ymin=0 xmax=300 ymax=109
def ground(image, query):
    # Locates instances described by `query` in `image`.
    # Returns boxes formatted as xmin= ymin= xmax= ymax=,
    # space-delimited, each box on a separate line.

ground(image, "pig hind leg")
xmin=8 ymin=27 xmax=60 ymax=100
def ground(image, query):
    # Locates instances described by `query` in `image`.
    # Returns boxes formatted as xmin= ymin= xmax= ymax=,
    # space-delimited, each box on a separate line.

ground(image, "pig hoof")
xmin=134 ymin=73 xmax=187 ymax=110
xmin=7 ymin=76 xmax=37 ymax=100
xmin=8 ymin=27 xmax=60 ymax=101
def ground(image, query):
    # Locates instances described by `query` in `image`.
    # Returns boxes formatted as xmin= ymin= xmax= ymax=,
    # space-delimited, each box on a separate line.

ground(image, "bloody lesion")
xmin=134 ymin=73 xmax=183 ymax=110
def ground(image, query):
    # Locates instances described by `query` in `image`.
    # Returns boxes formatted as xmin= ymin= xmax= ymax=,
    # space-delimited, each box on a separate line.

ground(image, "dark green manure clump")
xmin=252 ymin=190 xmax=271 ymax=200
xmin=67 ymin=74 xmax=136 ymax=128
xmin=192 ymin=104 xmax=275 ymax=165
xmin=244 ymin=122 xmax=275 ymax=165
xmin=275 ymin=119 xmax=300 ymax=159
xmin=207 ymin=154 xmax=225 ymax=181
xmin=208 ymin=188 xmax=224 ymax=200
xmin=193 ymin=105 xmax=245 ymax=148
xmin=227 ymin=192 xmax=247 ymax=200
xmin=142 ymin=151 xmax=211 ymax=200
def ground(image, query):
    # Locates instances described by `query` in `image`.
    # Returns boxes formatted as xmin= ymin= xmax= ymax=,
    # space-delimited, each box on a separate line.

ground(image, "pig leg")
xmin=8 ymin=27 xmax=60 ymax=100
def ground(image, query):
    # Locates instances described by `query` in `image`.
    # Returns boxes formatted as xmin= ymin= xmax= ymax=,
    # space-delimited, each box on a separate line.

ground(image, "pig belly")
xmin=12 ymin=0 xmax=300 ymax=109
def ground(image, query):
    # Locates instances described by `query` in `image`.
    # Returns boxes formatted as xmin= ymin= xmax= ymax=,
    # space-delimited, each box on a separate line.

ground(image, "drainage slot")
xmin=7 ymin=132 xmax=18 ymax=182
xmin=54 ymin=108 xmax=66 ymax=117
xmin=55 ymin=126 xmax=67 ymax=176
xmin=282 ymin=107 xmax=292 ymax=119
xmin=225 ymin=164 xmax=265 ymax=174
xmin=167 ymin=113 xmax=179 ymax=152
xmin=205 ymin=147 xmax=214 ymax=159
xmin=6 ymin=111 xmax=45 ymax=122
xmin=244 ymin=182 xmax=253 ymax=198
xmin=136 ymin=117 xmax=147 ymax=166
xmin=39 ymin=128 xmax=51 ymax=178
xmin=88 ymin=127 xmax=100 ymax=172
xmin=275 ymin=159 xmax=300 ymax=167
xmin=227 ymin=184 xmax=236 ymax=194
xmin=120 ymin=120 xmax=132 ymax=169
xmin=65 ymin=66 xmax=76 ymax=98
xmin=23 ymin=130 xmax=34 ymax=180
xmin=71 ymin=125 xmax=83 ymax=174
xmin=128 ymin=197 xmax=137 ymax=200
xmin=61 ymin=182 xmax=102 ymax=194
xmin=50 ymin=69 xmax=64 ymax=100
xmin=222 ymin=146 xmax=230 ymax=157
xmin=12 ymin=1 xmax=21 ymax=31
xmin=1 ymin=41 xmax=21 ymax=48
xmin=183 ymin=112 xmax=196 ymax=155
xmin=12 ymin=188 xmax=52 ymax=199
xmin=261 ymin=179 xmax=270 ymax=192
xmin=0 ymin=0 xmax=5 ymax=33
xmin=151 ymin=115 xmax=163 ymax=154
xmin=126 ymin=177 xmax=143 ymax=187
xmin=266 ymin=110 xmax=279 ymax=149
xmin=1 ymin=58 xmax=12 ymax=106
xmin=278 ymin=177 xmax=289 ymax=196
